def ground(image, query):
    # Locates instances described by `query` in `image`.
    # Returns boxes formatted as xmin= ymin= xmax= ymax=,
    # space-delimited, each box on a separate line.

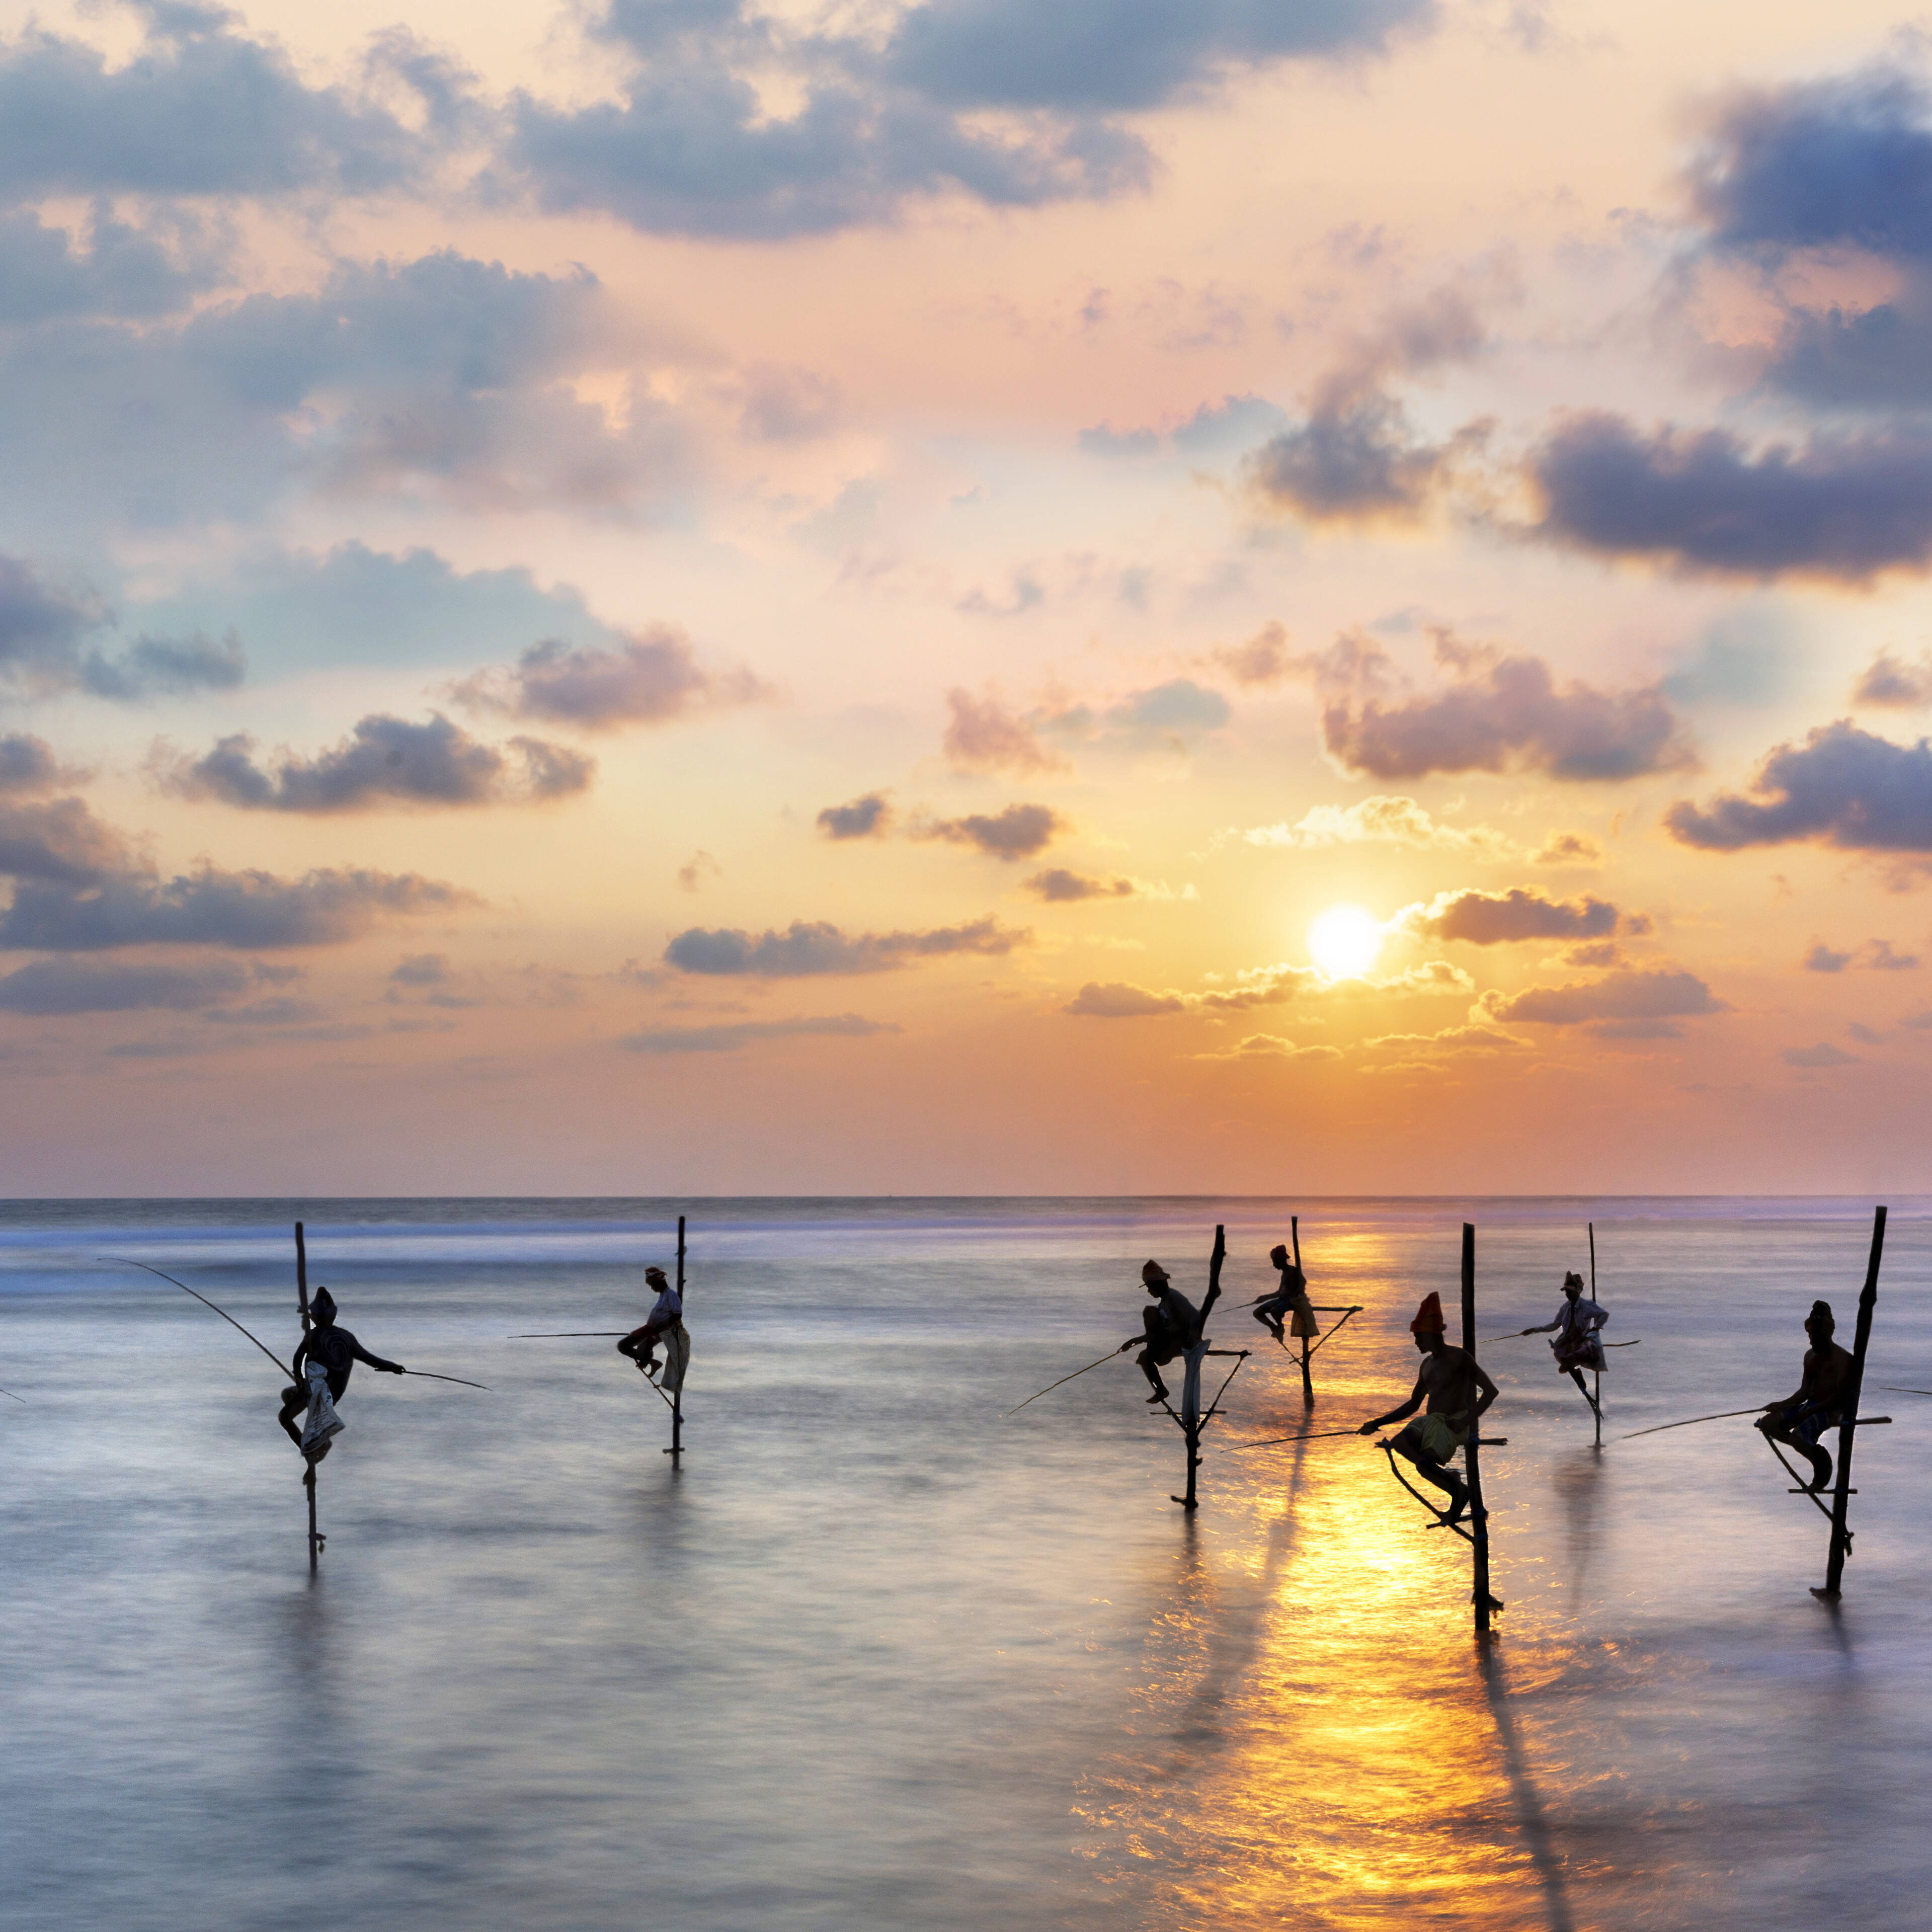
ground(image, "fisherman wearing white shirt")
xmin=617 ymin=1265 xmax=689 ymax=1394
xmin=1523 ymin=1270 xmax=1608 ymax=1410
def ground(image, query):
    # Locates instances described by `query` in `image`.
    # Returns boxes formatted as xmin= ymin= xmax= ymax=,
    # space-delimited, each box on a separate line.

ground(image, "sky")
xmin=3 ymin=0 xmax=1932 ymax=1194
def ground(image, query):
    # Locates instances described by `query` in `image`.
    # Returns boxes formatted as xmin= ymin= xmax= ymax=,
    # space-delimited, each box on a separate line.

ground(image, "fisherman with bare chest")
xmin=1357 ymin=1293 xmax=1498 ymax=1525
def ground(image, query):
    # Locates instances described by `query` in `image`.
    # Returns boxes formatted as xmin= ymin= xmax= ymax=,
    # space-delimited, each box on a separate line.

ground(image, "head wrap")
xmin=1410 ymin=1292 xmax=1446 ymax=1334
xmin=645 ymin=1265 xmax=668 ymax=1286
xmin=1141 ymin=1260 xmax=1170 ymax=1289
xmin=1808 ymin=1299 xmax=1834 ymax=1330
xmin=311 ymin=1286 xmax=338 ymax=1324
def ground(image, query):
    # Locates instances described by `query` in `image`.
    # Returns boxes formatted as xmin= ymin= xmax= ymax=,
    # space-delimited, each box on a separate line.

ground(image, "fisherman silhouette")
xmin=1121 ymin=1259 xmax=1210 ymax=1404
xmin=1522 ymin=1270 xmax=1608 ymax=1411
xmin=1358 ymin=1292 xmax=1498 ymax=1525
xmin=276 ymin=1287 xmax=406 ymax=1467
xmin=1251 ymin=1243 xmax=1318 ymax=1344
xmin=1757 ymin=1300 xmax=1855 ymax=1491
xmin=616 ymin=1265 xmax=688 ymax=1393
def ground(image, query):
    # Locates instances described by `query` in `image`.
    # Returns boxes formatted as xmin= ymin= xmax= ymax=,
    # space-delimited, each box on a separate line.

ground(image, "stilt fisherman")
xmin=1757 ymin=1299 xmax=1855 ymax=1490
xmin=617 ymin=1265 xmax=690 ymax=1394
xmin=1251 ymin=1242 xmax=1319 ymax=1344
xmin=1121 ymin=1259 xmax=1216 ymax=1405
xmin=1524 ymin=1270 xmax=1608 ymax=1408
xmin=1357 ymin=1292 xmax=1498 ymax=1525
xmin=276 ymin=1287 xmax=407 ymax=1465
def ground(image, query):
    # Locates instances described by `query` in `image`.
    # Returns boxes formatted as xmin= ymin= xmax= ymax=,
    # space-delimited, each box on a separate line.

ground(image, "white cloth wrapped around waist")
xmin=300 ymin=1357 xmax=345 ymax=1455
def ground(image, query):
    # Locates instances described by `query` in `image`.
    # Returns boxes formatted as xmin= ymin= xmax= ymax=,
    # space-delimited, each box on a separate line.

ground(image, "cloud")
xmin=451 ymin=627 xmax=766 ymax=731
xmin=1236 ymin=794 xmax=1515 ymax=857
xmin=0 ymin=955 xmax=252 ymax=1015
xmin=1805 ymin=936 xmax=1918 ymax=971
xmin=677 ymin=850 xmax=721 ymax=891
xmin=942 ymin=687 xmax=1066 ymax=775
xmin=1397 ymin=887 xmax=1623 ymax=945
xmin=1854 ymin=651 xmax=1932 ymax=707
xmin=1478 ymin=968 xmax=1725 ymax=1032
xmin=1212 ymin=621 xmax=1295 ymax=687
xmin=1064 ymin=980 xmax=1186 ymax=1017
xmin=1193 ymin=1032 xmax=1343 ymax=1062
xmin=0 ymin=796 xmax=136 ymax=884
xmin=817 ymin=792 xmax=894 ymax=840
xmin=0 ymin=203 xmax=227 ymax=327
xmin=914 ymin=802 xmax=1062 ymax=860
xmin=0 ymin=734 xmax=66 ymax=796
xmin=82 ymin=630 xmax=247 ymax=700
xmin=0 ymin=7 xmax=446 ymax=202
xmin=1104 ymin=679 xmax=1230 ymax=732
xmin=1785 ymin=1041 xmax=1859 ymax=1068
xmin=1245 ymin=289 xmax=1485 ymax=522
xmin=1530 ymin=414 xmax=1932 ymax=583
xmin=1309 ymin=630 xmax=1691 ymax=781
xmin=1664 ymin=720 xmax=1932 ymax=857
xmin=0 ymin=863 xmax=476 ymax=951
xmin=665 ymin=915 xmax=1026 ymax=976
xmin=620 ymin=1013 xmax=899 ymax=1053
xmin=1364 ymin=1023 xmax=1532 ymax=1054
xmin=157 ymin=714 xmax=594 ymax=812
xmin=1531 ymin=829 xmax=1605 ymax=867
xmin=1024 ymin=868 xmax=1140 ymax=902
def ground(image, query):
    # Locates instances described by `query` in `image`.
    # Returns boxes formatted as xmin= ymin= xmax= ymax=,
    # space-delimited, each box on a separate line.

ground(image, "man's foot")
xmin=1443 ymin=1494 xmax=1469 ymax=1527
xmin=1808 ymin=1454 xmax=1833 ymax=1490
xmin=1146 ymin=1390 xmax=1169 ymax=1404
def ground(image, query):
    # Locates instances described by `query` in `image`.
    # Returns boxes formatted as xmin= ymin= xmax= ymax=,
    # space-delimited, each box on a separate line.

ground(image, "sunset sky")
xmin=3 ymin=0 xmax=1931 ymax=1193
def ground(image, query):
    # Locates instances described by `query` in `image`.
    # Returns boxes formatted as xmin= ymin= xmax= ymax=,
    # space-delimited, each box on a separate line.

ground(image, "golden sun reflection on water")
xmin=1072 ymin=1253 xmax=1601 ymax=1931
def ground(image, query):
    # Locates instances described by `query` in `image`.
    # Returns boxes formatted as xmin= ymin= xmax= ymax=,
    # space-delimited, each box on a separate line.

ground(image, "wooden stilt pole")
xmin=1292 ymin=1215 xmax=1314 ymax=1403
xmin=295 ymin=1221 xmax=319 ymax=1574
xmin=1462 ymin=1222 xmax=1496 ymax=1635
xmin=669 ymin=1214 xmax=686 ymax=1465
xmin=1588 ymin=1222 xmax=1602 ymax=1446
xmin=1816 ymin=1204 xmax=1886 ymax=1601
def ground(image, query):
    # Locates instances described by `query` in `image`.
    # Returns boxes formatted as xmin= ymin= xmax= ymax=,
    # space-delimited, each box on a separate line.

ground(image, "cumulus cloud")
xmin=1396 ymin=887 xmax=1624 ymax=945
xmin=1664 ymin=720 xmax=1932 ymax=857
xmin=664 ymin=915 xmax=1026 ymax=976
xmin=1245 ymin=289 xmax=1485 ymax=522
xmin=1531 ymin=414 xmax=1932 ymax=583
xmin=1853 ymin=651 xmax=1932 ymax=707
xmin=1024 ymin=868 xmax=1140 ymax=902
xmin=157 ymin=714 xmax=593 ymax=812
xmin=620 ymin=1013 xmax=899 ymax=1053
xmin=1104 ymin=679 xmax=1230 ymax=733
xmin=1363 ymin=1023 xmax=1532 ymax=1055
xmin=1193 ymin=1032 xmax=1343 ymax=1062
xmin=913 ymin=802 xmax=1062 ymax=860
xmin=506 ymin=0 xmax=1428 ymax=240
xmin=451 ymin=627 xmax=766 ymax=731
xmin=1531 ymin=829 xmax=1606 ymax=867
xmin=1064 ymin=980 xmax=1186 ymax=1017
xmin=817 ymin=793 xmax=894 ymax=840
xmin=1803 ymin=937 xmax=1918 ymax=971
xmin=0 ymin=553 xmax=246 ymax=701
xmin=0 ymin=734 xmax=67 ymax=795
xmin=941 ymin=687 xmax=1066 ymax=775
xmin=0 ymin=796 xmax=137 ymax=884
xmin=1305 ymin=629 xmax=1690 ymax=782
xmin=1212 ymin=620 xmax=1296 ymax=687
xmin=1236 ymin=794 xmax=1515 ymax=857
xmin=0 ymin=955 xmax=253 ymax=1015
xmin=0 ymin=855 xmax=476 ymax=951
xmin=1478 ymin=968 xmax=1725 ymax=1035
xmin=1785 ymin=1041 xmax=1859 ymax=1068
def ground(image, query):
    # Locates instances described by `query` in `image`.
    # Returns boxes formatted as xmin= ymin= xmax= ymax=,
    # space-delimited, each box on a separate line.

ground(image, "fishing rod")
xmin=1621 ymin=1406 xmax=1764 ymax=1440
xmin=402 ymin=1370 xmax=490 ymax=1391
xmin=1879 ymin=1386 xmax=1932 ymax=1398
xmin=508 ymin=1331 xmax=628 ymax=1339
xmin=106 ymin=1257 xmax=292 ymax=1378
xmin=0 ymin=1387 xmax=24 ymax=1403
xmin=1229 ymin=1426 xmax=1366 ymax=1452
xmin=1004 ymin=1342 xmax=1132 ymax=1417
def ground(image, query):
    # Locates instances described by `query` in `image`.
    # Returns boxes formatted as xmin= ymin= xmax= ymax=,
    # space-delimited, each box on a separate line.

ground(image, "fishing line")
xmin=105 ymin=1257 xmax=293 ymax=1378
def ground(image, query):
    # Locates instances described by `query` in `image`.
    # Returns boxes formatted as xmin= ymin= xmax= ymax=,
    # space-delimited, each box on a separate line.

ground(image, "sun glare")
xmin=1308 ymin=904 xmax=1384 ymax=981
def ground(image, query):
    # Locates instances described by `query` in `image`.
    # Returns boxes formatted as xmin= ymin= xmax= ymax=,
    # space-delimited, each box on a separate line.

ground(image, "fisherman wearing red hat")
xmin=1356 ymin=1291 xmax=1498 ymax=1525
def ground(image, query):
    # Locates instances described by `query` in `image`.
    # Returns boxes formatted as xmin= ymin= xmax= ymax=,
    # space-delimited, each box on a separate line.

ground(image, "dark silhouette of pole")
xmin=669 ymin=1215 xmax=686 ymax=1465
xmin=1589 ymin=1221 xmax=1601 ymax=1448
xmin=295 ymin=1221 xmax=319 ymax=1574
xmin=1173 ymin=1224 xmax=1227 ymax=1511
xmin=1816 ymin=1204 xmax=1886 ymax=1601
xmin=1292 ymin=1214 xmax=1314 ymax=1404
xmin=1462 ymin=1222 xmax=1495 ymax=1634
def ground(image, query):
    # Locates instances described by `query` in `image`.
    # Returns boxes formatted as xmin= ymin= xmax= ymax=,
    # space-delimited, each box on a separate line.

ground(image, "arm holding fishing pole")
xmin=1358 ymin=1371 xmax=1428 ymax=1434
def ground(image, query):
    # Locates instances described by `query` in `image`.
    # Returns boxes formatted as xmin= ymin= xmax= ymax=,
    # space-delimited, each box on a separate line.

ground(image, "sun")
xmin=1308 ymin=904 xmax=1384 ymax=981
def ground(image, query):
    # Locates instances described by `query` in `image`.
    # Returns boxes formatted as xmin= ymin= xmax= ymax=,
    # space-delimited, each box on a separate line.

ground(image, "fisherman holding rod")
xmin=276 ymin=1286 xmax=407 ymax=1466
xmin=616 ymin=1264 xmax=689 ymax=1395
xmin=1251 ymin=1241 xmax=1318 ymax=1345
xmin=1126 ymin=1258 xmax=1215 ymax=1405
xmin=1757 ymin=1299 xmax=1855 ymax=1492
xmin=1357 ymin=1293 xmax=1498 ymax=1526
xmin=1512 ymin=1270 xmax=1608 ymax=1412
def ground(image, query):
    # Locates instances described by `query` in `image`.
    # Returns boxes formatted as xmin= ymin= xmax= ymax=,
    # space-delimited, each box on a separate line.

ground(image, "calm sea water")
xmin=0 ymin=1196 xmax=1926 ymax=1931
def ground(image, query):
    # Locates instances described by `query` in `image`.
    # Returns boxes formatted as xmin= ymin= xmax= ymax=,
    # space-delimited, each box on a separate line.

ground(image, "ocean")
xmin=0 ymin=1196 xmax=1924 ymax=1931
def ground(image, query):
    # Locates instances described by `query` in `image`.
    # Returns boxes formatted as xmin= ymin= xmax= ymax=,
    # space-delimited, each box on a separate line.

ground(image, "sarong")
xmin=300 ymin=1358 xmax=344 ymax=1457
xmin=1553 ymin=1335 xmax=1604 ymax=1374
xmin=1773 ymin=1398 xmax=1841 ymax=1448
xmin=1404 ymin=1412 xmax=1467 ymax=1466
xmin=658 ymin=1322 xmax=691 ymax=1396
